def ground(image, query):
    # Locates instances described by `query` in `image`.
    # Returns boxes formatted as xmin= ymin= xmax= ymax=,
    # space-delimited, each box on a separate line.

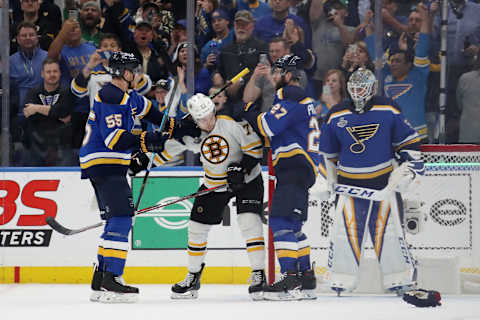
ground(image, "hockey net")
xmin=270 ymin=144 xmax=480 ymax=294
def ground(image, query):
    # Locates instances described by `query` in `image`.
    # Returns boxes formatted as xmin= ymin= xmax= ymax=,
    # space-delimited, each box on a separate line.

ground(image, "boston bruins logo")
xmin=201 ymin=135 xmax=229 ymax=164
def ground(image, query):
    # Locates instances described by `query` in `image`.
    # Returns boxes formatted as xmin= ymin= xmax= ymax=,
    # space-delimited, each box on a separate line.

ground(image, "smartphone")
xmin=323 ymin=85 xmax=331 ymax=96
xmin=348 ymin=44 xmax=357 ymax=54
xmin=259 ymin=53 xmax=268 ymax=65
xmin=69 ymin=9 xmax=78 ymax=21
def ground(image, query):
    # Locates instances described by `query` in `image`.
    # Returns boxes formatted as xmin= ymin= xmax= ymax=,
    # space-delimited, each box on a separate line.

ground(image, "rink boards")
xmin=0 ymin=167 xmax=479 ymax=293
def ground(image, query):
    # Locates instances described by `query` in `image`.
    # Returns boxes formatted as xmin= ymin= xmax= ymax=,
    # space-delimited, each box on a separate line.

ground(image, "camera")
xmin=68 ymin=9 xmax=79 ymax=21
xmin=403 ymin=199 xmax=426 ymax=235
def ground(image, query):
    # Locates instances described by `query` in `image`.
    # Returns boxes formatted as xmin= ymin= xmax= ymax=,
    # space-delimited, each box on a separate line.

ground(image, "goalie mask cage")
xmin=267 ymin=144 xmax=480 ymax=294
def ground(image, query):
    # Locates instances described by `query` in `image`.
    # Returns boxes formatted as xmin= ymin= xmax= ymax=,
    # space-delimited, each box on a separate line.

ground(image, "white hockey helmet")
xmin=347 ymin=68 xmax=377 ymax=113
xmin=187 ymin=93 xmax=215 ymax=120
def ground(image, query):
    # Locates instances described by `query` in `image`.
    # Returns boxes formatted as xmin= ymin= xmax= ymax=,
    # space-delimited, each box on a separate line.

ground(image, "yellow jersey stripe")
xmin=276 ymin=249 xmax=298 ymax=259
xmin=98 ymin=247 xmax=127 ymax=259
xmin=80 ymin=158 xmax=130 ymax=169
xmin=107 ymin=129 xmax=125 ymax=149
xmin=338 ymin=165 xmax=393 ymax=179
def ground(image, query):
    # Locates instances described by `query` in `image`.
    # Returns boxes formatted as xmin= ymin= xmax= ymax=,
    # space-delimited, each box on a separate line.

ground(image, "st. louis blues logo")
xmin=346 ymin=123 xmax=379 ymax=153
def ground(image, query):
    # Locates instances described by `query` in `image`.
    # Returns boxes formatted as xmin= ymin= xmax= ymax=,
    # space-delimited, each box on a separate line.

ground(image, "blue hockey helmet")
xmin=107 ymin=52 xmax=141 ymax=77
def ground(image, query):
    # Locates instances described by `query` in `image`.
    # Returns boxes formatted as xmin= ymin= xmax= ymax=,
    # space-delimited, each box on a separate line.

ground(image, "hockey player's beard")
xmin=275 ymin=76 xmax=288 ymax=90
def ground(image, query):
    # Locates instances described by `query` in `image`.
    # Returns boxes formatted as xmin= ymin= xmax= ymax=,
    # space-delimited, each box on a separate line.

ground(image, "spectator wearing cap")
xmin=122 ymin=20 xmax=173 ymax=83
xmin=309 ymin=0 xmax=355 ymax=96
xmin=168 ymin=20 xmax=187 ymax=56
xmin=217 ymin=10 xmax=268 ymax=104
xmin=224 ymin=0 xmax=272 ymax=21
xmin=10 ymin=0 xmax=62 ymax=54
xmin=254 ymin=0 xmax=312 ymax=49
xmin=9 ymin=21 xmax=49 ymax=166
xmin=200 ymin=8 xmax=234 ymax=68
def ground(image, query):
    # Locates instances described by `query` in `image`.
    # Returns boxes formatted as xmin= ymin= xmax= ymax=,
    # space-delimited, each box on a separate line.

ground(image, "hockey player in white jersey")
xmin=134 ymin=93 xmax=267 ymax=300
xmin=319 ymin=68 xmax=427 ymax=296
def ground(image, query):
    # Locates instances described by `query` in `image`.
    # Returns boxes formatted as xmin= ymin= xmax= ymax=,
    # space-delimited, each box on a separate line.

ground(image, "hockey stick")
xmin=134 ymin=75 xmax=180 ymax=212
xmin=46 ymin=184 xmax=227 ymax=236
xmin=209 ymin=67 xmax=250 ymax=99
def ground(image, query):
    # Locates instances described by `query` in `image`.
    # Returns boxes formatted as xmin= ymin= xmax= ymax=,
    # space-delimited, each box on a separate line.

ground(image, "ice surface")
xmin=1 ymin=284 xmax=479 ymax=320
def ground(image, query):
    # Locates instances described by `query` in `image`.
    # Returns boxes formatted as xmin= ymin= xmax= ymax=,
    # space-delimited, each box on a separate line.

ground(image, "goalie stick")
xmin=46 ymin=184 xmax=227 ymax=236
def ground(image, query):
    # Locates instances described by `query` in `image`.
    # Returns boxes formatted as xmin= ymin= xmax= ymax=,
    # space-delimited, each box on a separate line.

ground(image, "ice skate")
xmin=89 ymin=264 xmax=103 ymax=302
xmin=263 ymin=271 xmax=302 ymax=301
xmin=248 ymin=269 xmax=266 ymax=301
xmin=98 ymin=271 xmax=139 ymax=303
xmin=299 ymin=266 xmax=317 ymax=300
xmin=171 ymin=263 xmax=205 ymax=299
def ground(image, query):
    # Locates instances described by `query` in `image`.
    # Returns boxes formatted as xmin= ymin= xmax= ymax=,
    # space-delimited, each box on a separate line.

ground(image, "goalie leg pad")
xmin=187 ymin=220 xmax=212 ymax=273
xmin=237 ymin=213 xmax=265 ymax=270
xmin=375 ymin=197 xmax=416 ymax=291
xmin=326 ymin=196 xmax=372 ymax=293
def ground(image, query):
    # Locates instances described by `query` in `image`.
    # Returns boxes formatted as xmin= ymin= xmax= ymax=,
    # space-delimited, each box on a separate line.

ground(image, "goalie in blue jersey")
xmin=243 ymin=54 xmax=323 ymax=300
xmin=79 ymin=52 xmax=200 ymax=303
xmin=319 ymin=68 xmax=440 ymax=306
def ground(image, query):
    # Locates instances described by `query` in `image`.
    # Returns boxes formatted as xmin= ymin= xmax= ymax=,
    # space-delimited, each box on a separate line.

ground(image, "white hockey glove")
xmin=389 ymin=160 xmax=424 ymax=193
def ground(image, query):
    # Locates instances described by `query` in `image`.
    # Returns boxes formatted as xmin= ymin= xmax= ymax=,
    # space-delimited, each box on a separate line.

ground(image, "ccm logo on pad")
xmin=334 ymin=185 xmax=375 ymax=198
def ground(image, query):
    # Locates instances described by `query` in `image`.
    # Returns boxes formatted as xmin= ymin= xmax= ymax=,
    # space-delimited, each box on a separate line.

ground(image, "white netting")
xmin=297 ymin=145 xmax=480 ymax=293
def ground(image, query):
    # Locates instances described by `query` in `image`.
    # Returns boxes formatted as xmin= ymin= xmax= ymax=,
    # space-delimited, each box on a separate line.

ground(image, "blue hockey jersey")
xmin=79 ymin=83 xmax=152 ymax=178
xmin=319 ymin=96 xmax=421 ymax=189
xmin=253 ymin=85 xmax=324 ymax=187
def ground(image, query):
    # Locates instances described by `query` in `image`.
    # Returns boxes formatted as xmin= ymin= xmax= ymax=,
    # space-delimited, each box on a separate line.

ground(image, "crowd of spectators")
xmin=3 ymin=0 xmax=480 ymax=166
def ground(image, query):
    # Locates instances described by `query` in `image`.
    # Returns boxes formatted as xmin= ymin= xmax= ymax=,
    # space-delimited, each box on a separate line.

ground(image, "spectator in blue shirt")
xmin=201 ymin=8 xmax=234 ymax=66
xmin=255 ymin=0 xmax=312 ymax=49
xmin=9 ymin=21 xmax=48 ymax=165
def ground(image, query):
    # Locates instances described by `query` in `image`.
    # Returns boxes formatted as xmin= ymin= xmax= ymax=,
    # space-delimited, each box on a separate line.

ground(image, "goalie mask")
xmin=106 ymin=52 xmax=142 ymax=77
xmin=347 ymin=68 xmax=377 ymax=113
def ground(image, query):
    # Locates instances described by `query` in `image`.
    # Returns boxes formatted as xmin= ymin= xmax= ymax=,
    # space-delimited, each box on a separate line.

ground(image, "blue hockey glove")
xmin=402 ymin=289 xmax=441 ymax=307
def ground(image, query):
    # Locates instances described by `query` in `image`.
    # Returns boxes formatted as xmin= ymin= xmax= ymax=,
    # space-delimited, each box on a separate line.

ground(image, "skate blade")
xmin=249 ymin=291 xmax=264 ymax=301
xmin=170 ymin=290 xmax=199 ymax=299
xmin=89 ymin=291 xmax=103 ymax=302
xmin=301 ymin=289 xmax=317 ymax=300
xmin=263 ymin=289 xmax=302 ymax=301
xmin=98 ymin=291 xmax=139 ymax=303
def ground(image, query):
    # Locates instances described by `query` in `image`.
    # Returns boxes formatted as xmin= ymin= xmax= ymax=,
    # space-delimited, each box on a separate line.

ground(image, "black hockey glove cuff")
xmin=128 ymin=152 xmax=151 ymax=176
xmin=240 ymin=154 xmax=260 ymax=175
xmin=402 ymin=289 xmax=441 ymax=307
xmin=227 ymin=162 xmax=246 ymax=193
xmin=140 ymin=131 xmax=168 ymax=153
xmin=164 ymin=117 xmax=201 ymax=140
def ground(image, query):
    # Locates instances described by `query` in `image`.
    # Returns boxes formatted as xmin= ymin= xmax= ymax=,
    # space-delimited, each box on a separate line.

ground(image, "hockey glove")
xmin=140 ymin=131 xmax=168 ymax=153
xmin=164 ymin=117 xmax=201 ymax=140
xmin=389 ymin=161 xmax=423 ymax=193
xmin=128 ymin=152 xmax=150 ymax=176
xmin=227 ymin=162 xmax=246 ymax=193
xmin=402 ymin=289 xmax=441 ymax=307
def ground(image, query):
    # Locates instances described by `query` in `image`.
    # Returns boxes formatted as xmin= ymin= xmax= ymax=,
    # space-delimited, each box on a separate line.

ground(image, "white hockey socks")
xmin=187 ymin=220 xmax=212 ymax=273
xmin=237 ymin=213 xmax=265 ymax=271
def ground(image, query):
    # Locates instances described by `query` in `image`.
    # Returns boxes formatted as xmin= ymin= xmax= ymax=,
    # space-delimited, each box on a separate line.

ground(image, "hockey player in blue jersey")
xmin=80 ymin=52 xmax=200 ymax=303
xmin=319 ymin=68 xmax=430 ymax=297
xmin=243 ymin=54 xmax=323 ymax=300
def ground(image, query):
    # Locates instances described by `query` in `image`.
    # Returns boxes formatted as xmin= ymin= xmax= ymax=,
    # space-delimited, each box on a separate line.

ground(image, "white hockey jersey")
xmin=153 ymin=115 xmax=263 ymax=189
